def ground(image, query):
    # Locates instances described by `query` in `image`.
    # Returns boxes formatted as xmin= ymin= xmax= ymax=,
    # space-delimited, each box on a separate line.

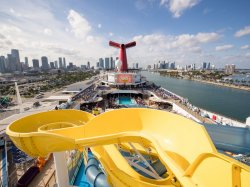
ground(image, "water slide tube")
xmin=6 ymin=109 xmax=250 ymax=187
xmin=85 ymin=157 xmax=109 ymax=187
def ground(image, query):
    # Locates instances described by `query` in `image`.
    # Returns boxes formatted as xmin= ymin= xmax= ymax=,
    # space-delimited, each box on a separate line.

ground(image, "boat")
xmin=3 ymin=41 xmax=250 ymax=186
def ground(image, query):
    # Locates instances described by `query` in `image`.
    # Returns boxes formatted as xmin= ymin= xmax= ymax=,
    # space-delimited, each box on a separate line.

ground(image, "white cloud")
xmin=129 ymin=32 xmax=221 ymax=66
xmin=241 ymin=45 xmax=250 ymax=49
xmin=97 ymin=24 xmax=102 ymax=28
xmin=235 ymin=26 xmax=250 ymax=37
xmin=246 ymin=53 xmax=250 ymax=57
xmin=109 ymin=32 xmax=114 ymax=36
xmin=67 ymin=9 xmax=91 ymax=38
xmin=44 ymin=28 xmax=52 ymax=36
xmin=160 ymin=0 xmax=200 ymax=18
xmin=215 ymin=45 xmax=234 ymax=51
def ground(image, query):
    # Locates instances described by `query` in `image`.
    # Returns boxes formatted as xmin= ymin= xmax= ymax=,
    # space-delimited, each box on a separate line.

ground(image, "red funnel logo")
xmin=109 ymin=41 xmax=136 ymax=72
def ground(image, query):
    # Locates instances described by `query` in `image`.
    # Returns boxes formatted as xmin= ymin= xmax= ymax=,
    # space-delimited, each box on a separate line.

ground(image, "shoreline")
xmin=190 ymin=78 xmax=250 ymax=92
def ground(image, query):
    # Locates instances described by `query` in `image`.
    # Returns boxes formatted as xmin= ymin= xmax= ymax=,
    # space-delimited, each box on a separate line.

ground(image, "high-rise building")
xmin=0 ymin=56 xmax=6 ymax=73
xmin=191 ymin=63 xmax=196 ymax=70
xmin=32 ymin=59 xmax=39 ymax=69
xmin=170 ymin=62 xmax=175 ymax=69
xmin=110 ymin=57 xmax=114 ymax=69
xmin=207 ymin=62 xmax=211 ymax=70
xmin=59 ymin=57 xmax=63 ymax=68
xmin=104 ymin=57 xmax=109 ymax=69
xmin=99 ymin=58 xmax=104 ymax=69
xmin=54 ymin=61 xmax=58 ymax=69
xmin=41 ymin=56 xmax=49 ymax=70
xmin=136 ymin=63 xmax=139 ymax=69
xmin=225 ymin=64 xmax=235 ymax=74
xmin=69 ymin=62 xmax=74 ymax=70
xmin=96 ymin=62 xmax=100 ymax=68
xmin=87 ymin=61 xmax=90 ymax=69
xmin=11 ymin=49 xmax=21 ymax=71
xmin=50 ymin=62 xmax=55 ymax=69
xmin=63 ymin=57 xmax=66 ymax=68
xmin=24 ymin=57 xmax=29 ymax=67
xmin=202 ymin=62 xmax=207 ymax=70
xmin=7 ymin=54 xmax=16 ymax=72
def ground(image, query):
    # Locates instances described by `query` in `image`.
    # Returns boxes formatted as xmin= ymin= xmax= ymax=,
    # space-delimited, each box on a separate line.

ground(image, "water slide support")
xmin=53 ymin=152 xmax=70 ymax=187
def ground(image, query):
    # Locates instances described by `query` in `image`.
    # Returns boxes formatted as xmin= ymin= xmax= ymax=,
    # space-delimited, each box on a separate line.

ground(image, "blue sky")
xmin=0 ymin=0 xmax=250 ymax=68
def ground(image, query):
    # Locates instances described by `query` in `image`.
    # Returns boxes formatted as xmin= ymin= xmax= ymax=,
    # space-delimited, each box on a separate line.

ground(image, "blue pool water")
xmin=119 ymin=97 xmax=133 ymax=105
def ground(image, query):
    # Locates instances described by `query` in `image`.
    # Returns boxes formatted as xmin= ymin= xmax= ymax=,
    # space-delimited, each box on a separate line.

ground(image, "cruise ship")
xmin=0 ymin=41 xmax=250 ymax=187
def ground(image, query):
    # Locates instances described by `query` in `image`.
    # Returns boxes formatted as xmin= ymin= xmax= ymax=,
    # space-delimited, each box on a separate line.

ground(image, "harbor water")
xmin=141 ymin=71 xmax=250 ymax=122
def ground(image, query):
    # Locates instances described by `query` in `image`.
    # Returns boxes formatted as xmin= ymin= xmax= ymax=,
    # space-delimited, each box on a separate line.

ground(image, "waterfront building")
xmin=59 ymin=57 xmax=63 ymax=68
xmin=41 ymin=56 xmax=49 ymax=70
xmin=207 ymin=62 xmax=211 ymax=70
xmin=225 ymin=64 xmax=235 ymax=74
xmin=202 ymin=62 xmax=207 ymax=70
xmin=32 ymin=59 xmax=39 ymax=69
xmin=191 ymin=63 xmax=196 ymax=70
xmin=170 ymin=62 xmax=175 ymax=69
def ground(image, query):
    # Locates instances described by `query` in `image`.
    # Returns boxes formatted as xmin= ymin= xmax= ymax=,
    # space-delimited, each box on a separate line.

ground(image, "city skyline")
xmin=0 ymin=0 xmax=249 ymax=68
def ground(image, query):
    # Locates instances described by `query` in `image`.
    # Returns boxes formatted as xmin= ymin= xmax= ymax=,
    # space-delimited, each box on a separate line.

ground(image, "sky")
xmin=0 ymin=0 xmax=250 ymax=68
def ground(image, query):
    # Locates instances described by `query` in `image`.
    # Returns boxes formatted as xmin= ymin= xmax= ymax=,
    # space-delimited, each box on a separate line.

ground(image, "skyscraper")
xmin=59 ymin=57 xmax=63 ymax=68
xmin=87 ymin=61 xmax=90 ymax=69
xmin=136 ymin=63 xmax=139 ymax=69
xmin=104 ymin=57 xmax=109 ymax=69
xmin=110 ymin=57 xmax=114 ymax=69
xmin=99 ymin=58 xmax=104 ymax=69
xmin=32 ymin=59 xmax=39 ymax=69
xmin=207 ymin=62 xmax=210 ymax=70
xmin=50 ymin=62 xmax=55 ymax=69
xmin=24 ymin=57 xmax=29 ymax=67
xmin=170 ymin=62 xmax=175 ymax=69
xmin=41 ymin=56 xmax=49 ymax=70
xmin=0 ymin=56 xmax=6 ymax=73
xmin=63 ymin=57 xmax=66 ymax=68
xmin=54 ymin=61 xmax=58 ymax=69
xmin=11 ymin=49 xmax=21 ymax=71
xmin=202 ymin=62 xmax=207 ymax=70
xmin=7 ymin=54 xmax=16 ymax=72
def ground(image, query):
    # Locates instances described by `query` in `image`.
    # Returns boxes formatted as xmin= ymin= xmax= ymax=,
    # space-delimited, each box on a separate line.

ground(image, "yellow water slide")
xmin=6 ymin=109 xmax=250 ymax=187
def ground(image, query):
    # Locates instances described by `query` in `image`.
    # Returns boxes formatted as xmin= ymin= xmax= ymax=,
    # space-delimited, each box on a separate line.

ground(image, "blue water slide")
xmin=85 ymin=157 xmax=109 ymax=187
xmin=203 ymin=124 xmax=250 ymax=154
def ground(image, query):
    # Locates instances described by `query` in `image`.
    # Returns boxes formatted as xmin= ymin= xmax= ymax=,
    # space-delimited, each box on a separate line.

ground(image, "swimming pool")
xmin=118 ymin=97 xmax=135 ymax=105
